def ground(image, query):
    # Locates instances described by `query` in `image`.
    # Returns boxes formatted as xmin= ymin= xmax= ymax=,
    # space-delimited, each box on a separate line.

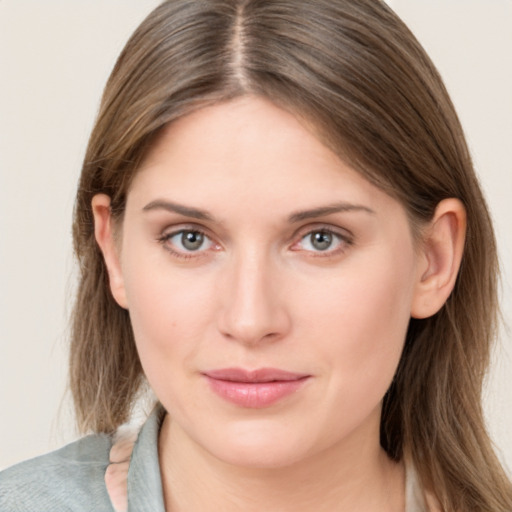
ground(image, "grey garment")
xmin=0 ymin=406 xmax=166 ymax=512
xmin=1 ymin=405 xmax=426 ymax=511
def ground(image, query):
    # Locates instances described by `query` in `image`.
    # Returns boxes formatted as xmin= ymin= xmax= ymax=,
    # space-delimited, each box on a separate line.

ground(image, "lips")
xmin=203 ymin=368 xmax=310 ymax=408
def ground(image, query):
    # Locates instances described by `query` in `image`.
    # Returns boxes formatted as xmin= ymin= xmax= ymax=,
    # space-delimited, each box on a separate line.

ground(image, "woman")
xmin=1 ymin=0 xmax=511 ymax=511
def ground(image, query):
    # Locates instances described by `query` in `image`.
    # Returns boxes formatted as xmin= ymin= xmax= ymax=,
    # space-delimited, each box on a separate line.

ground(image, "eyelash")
xmin=291 ymin=227 xmax=353 ymax=257
xmin=157 ymin=227 xmax=217 ymax=260
xmin=157 ymin=225 xmax=354 ymax=260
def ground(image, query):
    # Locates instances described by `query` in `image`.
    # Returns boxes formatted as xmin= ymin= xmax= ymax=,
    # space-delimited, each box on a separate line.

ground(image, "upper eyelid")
xmin=157 ymin=219 xmax=231 ymax=243
xmin=160 ymin=223 xmax=211 ymax=238
xmin=292 ymin=222 xmax=354 ymax=241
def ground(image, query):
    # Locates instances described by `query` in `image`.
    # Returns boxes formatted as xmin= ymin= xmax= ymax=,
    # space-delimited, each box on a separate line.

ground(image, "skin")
xmin=93 ymin=96 xmax=466 ymax=511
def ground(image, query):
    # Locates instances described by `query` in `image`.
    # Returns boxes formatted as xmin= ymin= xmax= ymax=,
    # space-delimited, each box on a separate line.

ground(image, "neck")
xmin=158 ymin=413 xmax=405 ymax=512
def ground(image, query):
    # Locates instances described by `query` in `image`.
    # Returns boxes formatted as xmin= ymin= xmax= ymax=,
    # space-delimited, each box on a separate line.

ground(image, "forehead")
xmin=141 ymin=97 xmax=340 ymax=178
xmin=127 ymin=96 xmax=403 ymax=222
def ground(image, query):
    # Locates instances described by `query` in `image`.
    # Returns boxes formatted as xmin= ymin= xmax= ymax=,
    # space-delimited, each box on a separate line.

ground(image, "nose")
xmin=216 ymin=249 xmax=291 ymax=346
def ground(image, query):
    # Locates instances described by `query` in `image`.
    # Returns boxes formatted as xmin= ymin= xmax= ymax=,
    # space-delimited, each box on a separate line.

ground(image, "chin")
xmin=201 ymin=420 xmax=315 ymax=469
xmin=213 ymin=442 xmax=307 ymax=470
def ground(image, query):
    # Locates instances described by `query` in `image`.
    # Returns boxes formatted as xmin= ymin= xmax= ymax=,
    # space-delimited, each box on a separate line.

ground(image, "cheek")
xmin=299 ymin=246 xmax=417 ymax=409
xmin=120 ymin=254 xmax=217 ymax=389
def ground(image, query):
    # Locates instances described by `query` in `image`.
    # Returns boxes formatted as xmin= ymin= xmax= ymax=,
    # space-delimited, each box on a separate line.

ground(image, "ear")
xmin=411 ymin=198 xmax=466 ymax=319
xmin=91 ymin=194 xmax=128 ymax=309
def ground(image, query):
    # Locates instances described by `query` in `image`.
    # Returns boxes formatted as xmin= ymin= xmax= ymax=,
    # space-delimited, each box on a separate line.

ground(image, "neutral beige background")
xmin=1 ymin=0 xmax=511 ymax=473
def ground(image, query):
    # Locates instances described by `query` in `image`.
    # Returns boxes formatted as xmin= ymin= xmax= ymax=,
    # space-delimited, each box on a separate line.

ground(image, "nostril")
xmin=217 ymin=314 xmax=290 ymax=346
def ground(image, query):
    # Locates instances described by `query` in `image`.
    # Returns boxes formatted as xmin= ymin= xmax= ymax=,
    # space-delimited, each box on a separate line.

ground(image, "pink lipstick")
xmin=203 ymin=368 xmax=310 ymax=408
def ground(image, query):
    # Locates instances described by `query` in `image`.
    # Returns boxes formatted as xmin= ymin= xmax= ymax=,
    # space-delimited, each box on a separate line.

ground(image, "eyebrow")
xmin=287 ymin=202 xmax=375 ymax=223
xmin=142 ymin=199 xmax=214 ymax=221
xmin=142 ymin=199 xmax=375 ymax=223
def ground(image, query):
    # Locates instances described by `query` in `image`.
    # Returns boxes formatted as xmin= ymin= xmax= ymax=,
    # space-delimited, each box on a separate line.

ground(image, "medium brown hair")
xmin=70 ymin=1 xmax=512 ymax=509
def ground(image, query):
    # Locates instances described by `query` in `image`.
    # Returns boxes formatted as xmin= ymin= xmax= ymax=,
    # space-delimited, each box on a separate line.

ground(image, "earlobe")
xmin=411 ymin=198 xmax=466 ymax=319
xmin=91 ymin=194 xmax=128 ymax=309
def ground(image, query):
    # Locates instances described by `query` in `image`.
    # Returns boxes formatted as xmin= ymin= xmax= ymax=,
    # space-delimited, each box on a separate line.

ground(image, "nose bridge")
xmin=217 ymin=242 xmax=290 ymax=345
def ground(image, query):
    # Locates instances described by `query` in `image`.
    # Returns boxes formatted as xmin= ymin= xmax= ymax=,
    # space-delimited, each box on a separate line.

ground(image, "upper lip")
xmin=204 ymin=367 xmax=309 ymax=383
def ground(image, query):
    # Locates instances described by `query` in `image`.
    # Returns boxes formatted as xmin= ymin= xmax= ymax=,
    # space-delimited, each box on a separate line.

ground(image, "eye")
xmin=305 ymin=231 xmax=335 ymax=251
xmin=292 ymin=228 xmax=351 ymax=254
xmin=159 ymin=229 xmax=217 ymax=256
xmin=176 ymin=231 xmax=207 ymax=251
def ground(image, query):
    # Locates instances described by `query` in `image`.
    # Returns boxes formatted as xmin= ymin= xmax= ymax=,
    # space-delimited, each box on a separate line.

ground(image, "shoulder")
xmin=0 ymin=433 xmax=113 ymax=512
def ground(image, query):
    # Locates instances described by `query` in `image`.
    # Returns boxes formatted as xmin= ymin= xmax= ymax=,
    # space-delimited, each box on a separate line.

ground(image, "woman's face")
xmin=111 ymin=96 xmax=424 ymax=468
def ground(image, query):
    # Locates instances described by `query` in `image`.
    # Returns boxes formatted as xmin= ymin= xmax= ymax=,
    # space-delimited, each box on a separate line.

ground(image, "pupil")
xmin=182 ymin=231 xmax=204 ymax=251
xmin=312 ymin=231 xmax=332 ymax=251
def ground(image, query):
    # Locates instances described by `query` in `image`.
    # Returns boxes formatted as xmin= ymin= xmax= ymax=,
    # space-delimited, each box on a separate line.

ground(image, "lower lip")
xmin=205 ymin=376 xmax=309 ymax=408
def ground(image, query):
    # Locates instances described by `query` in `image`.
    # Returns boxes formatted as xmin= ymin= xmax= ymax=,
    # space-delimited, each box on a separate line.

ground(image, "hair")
xmin=70 ymin=0 xmax=512 ymax=510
